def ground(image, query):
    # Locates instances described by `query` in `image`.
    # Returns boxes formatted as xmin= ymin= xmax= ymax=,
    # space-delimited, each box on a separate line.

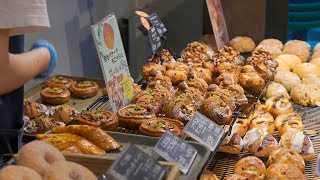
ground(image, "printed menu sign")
xmin=154 ymin=131 xmax=197 ymax=174
xmin=148 ymin=26 xmax=162 ymax=55
xmin=206 ymin=0 xmax=229 ymax=49
xmin=148 ymin=13 xmax=167 ymax=38
xmin=106 ymin=144 xmax=166 ymax=180
xmin=91 ymin=13 xmax=133 ymax=113
xmin=183 ymin=111 xmax=224 ymax=151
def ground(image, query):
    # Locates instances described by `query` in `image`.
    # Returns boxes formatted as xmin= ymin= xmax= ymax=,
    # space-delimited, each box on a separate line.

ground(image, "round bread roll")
xmin=313 ymin=42 xmax=320 ymax=52
xmin=234 ymin=156 xmax=266 ymax=180
xmin=291 ymin=83 xmax=320 ymax=107
xmin=199 ymin=170 xmax=219 ymax=180
xmin=259 ymin=38 xmax=284 ymax=50
xmin=224 ymin=174 xmax=247 ymax=180
xmin=230 ymin=36 xmax=256 ymax=53
xmin=275 ymin=58 xmax=290 ymax=71
xmin=285 ymin=40 xmax=311 ymax=51
xmin=16 ymin=140 xmax=65 ymax=176
xmin=275 ymin=54 xmax=302 ymax=70
xmin=265 ymin=95 xmax=293 ymax=118
xmin=283 ymin=45 xmax=310 ymax=63
xmin=302 ymin=74 xmax=320 ymax=86
xmin=312 ymin=51 xmax=320 ymax=60
xmin=0 ymin=165 xmax=42 ymax=180
xmin=293 ymin=63 xmax=320 ymax=79
xmin=274 ymin=70 xmax=301 ymax=92
xmin=311 ymin=57 xmax=320 ymax=66
xmin=266 ymin=163 xmax=305 ymax=180
xmin=263 ymin=81 xmax=290 ymax=99
xmin=268 ymin=148 xmax=305 ymax=173
xmin=43 ymin=161 xmax=97 ymax=180
xmin=255 ymin=44 xmax=282 ymax=59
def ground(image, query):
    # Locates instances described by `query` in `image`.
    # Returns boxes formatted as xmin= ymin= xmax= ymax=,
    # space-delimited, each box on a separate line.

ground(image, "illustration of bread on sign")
xmin=103 ymin=23 xmax=115 ymax=49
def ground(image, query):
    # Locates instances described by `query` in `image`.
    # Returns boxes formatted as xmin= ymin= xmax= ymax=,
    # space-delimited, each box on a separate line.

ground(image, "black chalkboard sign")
xmin=106 ymin=144 xmax=166 ymax=180
xmin=148 ymin=13 xmax=167 ymax=38
xmin=183 ymin=111 xmax=224 ymax=151
xmin=148 ymin=26 xmax=162 ymax=55
xmin=154 ymin=131 xmax=198 ymax=174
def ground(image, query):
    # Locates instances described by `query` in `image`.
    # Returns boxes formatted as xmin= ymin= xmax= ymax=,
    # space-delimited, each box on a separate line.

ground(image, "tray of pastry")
xmin=19 ymin=125 xmax=211 ymax=180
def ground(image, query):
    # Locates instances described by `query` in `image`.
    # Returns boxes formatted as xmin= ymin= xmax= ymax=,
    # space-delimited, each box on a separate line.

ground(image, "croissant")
xmin=24 ymin=99 xmax=46 ymax=119
xmin=52 ymin=125 xmax=121 ymax=151
xmin=36 ymin=133 xmax=106 ymax=156
xmin=51 ymin=105 xmax=78 ymax=124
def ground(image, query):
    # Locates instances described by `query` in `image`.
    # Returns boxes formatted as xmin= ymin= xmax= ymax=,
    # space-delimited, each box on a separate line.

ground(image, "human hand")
xmin=31 ymin=40 xmax=57 ymax=78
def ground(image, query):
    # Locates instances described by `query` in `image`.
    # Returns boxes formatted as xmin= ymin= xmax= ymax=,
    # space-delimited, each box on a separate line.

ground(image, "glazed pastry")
xmin=275 ymin=112 xmax=304 ymax=137
xmin=189 ymin=66 xmax=213 ymax=84
xmin=139 ymin=117 xmax=184 ymax=137
xmin=247 ymin=50 xmax=278 ymax=80
xmin=76 ymin=110 xmax=118 ymax=131
xmin=200 ymin=89 xmax=234 ymax=125
xmin=44 ymin=76 xmax=73 ymax=88
xmin=148 ymin=71 xmax=173 ymax=92
xmin=234 ymin=156 xmax=266 ymax=180
xmin=102 ymin=87 xmax=108 ymax=96
xmin=265 ymin=95 xmax=293 ymax=118
xmin=266 ymin=163 xmax=305 ymax=180
xmin=219 ymin=133 xmax=242 ymax=154
xmin=232 ymin=118 xmax=249 ymax=137
xmin=69 ymin=81 xmax=99 ymax=98
xmin=213 ymin=46 xmax=245 ymax=66
xmin=52 ymin=125 xmax=122 ymax=151
xmin=268 ymin=148 xmax=305 ymax=173
xmin=224 ymin=174 xmax=247 ymax=180
xmin=36 ymin=133 xmax=106 ymax=156
xmin=274 ymin=70 xmax=301 ymax=92
xmin=117 ymin=104 xmax=156 ymax=129
xmin=239 ymin=65 xmax=265 ymax=94
xmin=182 ymin=41 xmax=213 ymax=63
xmin=186 ymin=72 xmax=208 ymax=95
xmin=263 ymin=81 xmax=290 ymax=99
xmin=259 ymin=38 xmax=284 ymax=50
xmin=242 ymin=128 xmax=278 ymax=157
xmin=141 ymin=62 xmax=166 ymax=80
xmin=23 ymin=99 xmax=47 ymax=119
xmin=40 ymin=87 xmax=70 ymax=105
xmin=199 ymin=171 xmax=219 ymax=180
xmin=248 ymin=111 xmax=275 ymax=135
xmin=280 ymin=131 xmax=315 ymax=161
xmin=50 ymin=105 xmax=78 ymax=124
xmin=230 ymin=36 xmax=256 ymax=53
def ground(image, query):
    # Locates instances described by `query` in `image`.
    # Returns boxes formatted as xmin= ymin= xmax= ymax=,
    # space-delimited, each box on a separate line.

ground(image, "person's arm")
xmin=0 ymin=29 xmax=51 ymax=95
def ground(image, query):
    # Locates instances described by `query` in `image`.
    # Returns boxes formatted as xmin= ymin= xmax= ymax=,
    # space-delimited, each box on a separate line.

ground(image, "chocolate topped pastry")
xmin=76 ymin=110 xmax=118 ymax=131
xmin=44 ymin=76 xmax=73 ymax=89
xmin=40 ymin=87 xmax=71 ymax=105
xmin=139 ymin=117 xmax=184 ymax=137
xmin=69 ymin=81 xmax=99 ymax=98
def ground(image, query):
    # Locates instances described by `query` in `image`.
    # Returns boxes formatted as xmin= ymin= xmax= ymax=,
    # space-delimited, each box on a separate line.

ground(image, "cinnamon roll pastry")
xmin=200 ymin=89 xmax=234 ymax=125
xmin=182 ymin=41 xmax=213 ymax=63
xmin=266 ymin=163 xmax=305 ymax=180
xmin=44 ymin=76 xmax=73 ymax=89
xmin=274 ymin=112 xmax=304 ymax=137
xmin=234 ymin=156 xmax=266 ymax=180
xmin=76 ymin=110 xmax=118 ymax=131
xmin=239 ymin=65 xmax=265 ymax=94
xmin=224 ymin=174 xmax=247 ymax=180
xmin=268 ymin=148 xmax=305 ymax=173
xmin=248 ymin=111 xmax=275 ymax=135
xmin=265 ymin=95 xmax=293 ymax=118
xmin=280 ymin=131 xmax=315 ymax=161
xmin=214 ymin=46 xmax=245 ymax=66
xmin=242 ymin=128 xmax=278 ymax=157
xmin=189 ymin=66 xmax=213 ymax=84
xmin=141 ymin=62 xmax=166 ymax=80
xmin=139 ymin=117 xmax=184 ymax=137
xmin=219 ymin=133 xmax=242 ymax=154
xmin=24 ymin=99 xmax=47 ymax=119
xmin=40 ymin=87 xmax=70 ymax=105
xmin=117 ymin=104 xmax=156 ymax=129
xmin=148 ymin=71 xmax=173 ymax=92
xmin=69 ymin=81 xmax=99 ymax=98
xmin=50 ymin=105 xmax=78 ymax=124
xmin=186 ymin=72 xmax=208 ymax=95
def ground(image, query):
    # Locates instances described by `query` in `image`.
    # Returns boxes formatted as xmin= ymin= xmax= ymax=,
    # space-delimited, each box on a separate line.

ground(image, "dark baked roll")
xmin=266 ymin=163 xmax=305 ymax=180
xmin=275 ymin=112 xmax=304 ymax=137
xmin=118 ymin=104 xmax=156 ymax=129
xmin=44 ymin=76 xmax=73 ymax=89
xmin=40 ymin=87 xmax=70 ymax=105
xmin=234 ymin=156 xmax=266 ymax=180
xmin=69 ymin=81 xmax=99 ymax=98
xmin=76 ymin=110 xmax=118 ymax=131
xmin=268 ymin=148 xmax=305 ymax=173
xmin=265 ymin=95 xmax=293 ymax=118
xmin=139 ymin=117 xmax=184 ymax=137
xmin=218 ymin=133 xmax=242 ymax=154
xmin=248 ymin=111 xmax=275 ymax=135
xmin=51 ymin=105 xmax=78 ymax=124
xmin=23 ymin=99 xmax=47 ymax=119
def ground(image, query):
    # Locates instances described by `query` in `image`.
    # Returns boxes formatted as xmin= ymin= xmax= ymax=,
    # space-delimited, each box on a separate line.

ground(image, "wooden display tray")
xmin=64 ymin=153 xmax=180 ymax=180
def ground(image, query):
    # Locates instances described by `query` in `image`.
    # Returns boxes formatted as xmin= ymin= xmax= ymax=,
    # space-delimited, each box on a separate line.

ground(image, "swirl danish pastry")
xmin=69 ymin=80 xmax=99 ymax=98
xmin=44 ymin=76 xmax=73 ymax=88
xmin=139 ymin=117 xmax=184 ymax=137
xmin=76 ymin=110 xmax=118 ymax=131
xmin=41 ymin=87 xmax=71 ymax=105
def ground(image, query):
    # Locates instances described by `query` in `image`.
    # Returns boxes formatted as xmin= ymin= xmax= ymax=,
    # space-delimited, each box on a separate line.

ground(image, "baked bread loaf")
xmin=274 ymin=112 xmax=304 ymax=137
xmin=263 ymin=81 xmax=290 ymax=99
xmin=265 ymin=95 xmax=293 ymax=118
xmin=274 ymin=70 xmax=302 ymax=92
xmin=284 ymin=40 xmax=311 ymax=51
xmin=230 ymin=36 xmax=256 ymax=53
xmin=268 ymin=148 xmax=305 ymax=173
xmin=275 ymin=54 xmax=302 ymax=70
xmin=69 ymin=81 xmax=99 ymax=98
xmin=234 ymin=156 xmax=266 ymax=180
xmin=259 ymin=38 xmax=284 ymax=50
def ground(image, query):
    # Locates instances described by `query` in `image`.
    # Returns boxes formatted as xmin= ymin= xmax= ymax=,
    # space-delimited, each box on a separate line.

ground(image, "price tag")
xmin=147 ymin=13 xmax=167 ymax=38
xmin=148 ymin=26 xmax=162 ymax=55
xmin=183 ymin=111 xmax=224 ymax=151
xmin=91 ymin=13 xmax=134 ymax=113
xmin=154 ymin=131 xmax=197 ymax=174
xmin=106 ymin=144 xmax=166 ymax=180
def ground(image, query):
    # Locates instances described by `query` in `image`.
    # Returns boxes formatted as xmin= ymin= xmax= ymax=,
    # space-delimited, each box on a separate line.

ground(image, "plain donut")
xmin=0 ymin=165 xmax=42 ymax=180
xmin=44 ymin=161 xmax=97 ymax=180
xmin=16 ymin=140 xmax=65 ymax=176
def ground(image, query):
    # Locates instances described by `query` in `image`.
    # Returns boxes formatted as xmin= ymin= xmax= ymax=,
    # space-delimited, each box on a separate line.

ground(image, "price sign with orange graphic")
xmin=91 ymin=13 xmax=133 ymax=113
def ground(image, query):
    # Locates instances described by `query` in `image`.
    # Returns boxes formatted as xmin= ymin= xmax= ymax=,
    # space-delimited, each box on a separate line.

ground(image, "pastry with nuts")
xmin=213 ymin=46 xmax=245 ymax=66
xmin=182 ymin=41 xmax=213 ymax=63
